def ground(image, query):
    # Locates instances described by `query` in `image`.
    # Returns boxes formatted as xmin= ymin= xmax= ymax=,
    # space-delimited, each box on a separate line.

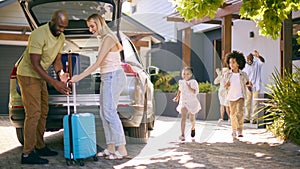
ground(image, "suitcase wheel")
xmin=93 ymin=155 xmax=98 ymax=161
xmin=66 ymin=159 xmax=71 ymax=166
xmin=79 ymin=159 xmax=84 ymax=166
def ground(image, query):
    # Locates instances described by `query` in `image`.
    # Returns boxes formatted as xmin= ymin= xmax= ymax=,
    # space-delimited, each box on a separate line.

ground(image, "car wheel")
xmin=148 ymin=114 xmax=155 ymax=130
xmin=127 ymin=122 xmax=148 ymax=144
xmin=127 ymin=81 xmax=149 ymax=144
xmin=16 ymin=128 xmax=24 ymax=145
xmin=147 ymin=99 xmax=155 ymax=130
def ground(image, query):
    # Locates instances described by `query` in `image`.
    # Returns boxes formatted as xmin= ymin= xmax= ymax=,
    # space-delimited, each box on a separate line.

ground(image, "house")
xmin=126 ymin=0 xmax=300 ymax=93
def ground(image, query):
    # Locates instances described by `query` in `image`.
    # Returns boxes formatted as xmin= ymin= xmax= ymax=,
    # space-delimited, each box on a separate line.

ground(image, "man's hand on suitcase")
xmin=59 ymin=69 xmax=70 ymax=83
xmin=53 ymin=80 xmax=71 ymax=95
xmin=53 ymin=69 xmax=71 ymax=95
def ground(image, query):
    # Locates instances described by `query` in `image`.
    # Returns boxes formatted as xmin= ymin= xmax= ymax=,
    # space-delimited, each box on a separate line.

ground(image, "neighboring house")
xmin=125 ymin=0 xmax=177 ymax=41
xmin=120 ymin=13 xmax=165 ymax=68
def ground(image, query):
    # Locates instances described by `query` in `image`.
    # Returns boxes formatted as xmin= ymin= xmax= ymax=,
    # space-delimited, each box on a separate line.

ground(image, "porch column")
xmin=221 ymin=15 xmax=232 ymax=67
xmin=281 ymin=12 xmax=293 ymax=76
xmin=182 ymin=27 xmax=191 ymax=67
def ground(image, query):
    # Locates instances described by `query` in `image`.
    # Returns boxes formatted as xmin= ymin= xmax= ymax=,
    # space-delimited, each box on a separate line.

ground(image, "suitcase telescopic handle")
xmin=66 ymin=83 xmax=77 ymax=115
xmin=72 ymin=83 xmax=77 ymax=114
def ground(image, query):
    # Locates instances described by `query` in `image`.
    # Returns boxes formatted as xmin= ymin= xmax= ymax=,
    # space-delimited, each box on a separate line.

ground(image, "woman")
xmin=71 ymin=14 xmax=128 ymax=160
xmin=214 ymin=67 xmax=231 ymax=125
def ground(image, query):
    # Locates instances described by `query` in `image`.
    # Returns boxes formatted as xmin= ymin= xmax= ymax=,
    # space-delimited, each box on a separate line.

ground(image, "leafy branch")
xmin=172 ymin=0 xmax=300 ymax=40
xmin=240 ymin=0 xmax=300 ymax=40
xmin=172 ymin=0 xmax=224 ymax=21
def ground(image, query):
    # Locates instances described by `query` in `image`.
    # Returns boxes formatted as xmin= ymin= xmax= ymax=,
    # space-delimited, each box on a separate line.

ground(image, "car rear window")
xmin=31 ymin=1 xmax=114 ymax=27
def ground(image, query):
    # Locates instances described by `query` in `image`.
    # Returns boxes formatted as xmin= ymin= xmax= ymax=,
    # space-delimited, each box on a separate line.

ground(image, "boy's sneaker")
xmin=191 ymin=129 xmax=195 ymax=138
xmin=217 ymin=119 xmax=224 ymax=126
xmin=36 ymin=146 xmax=58 ymax=156
xmin=179 ymin=135 xmax=185 ymax=141
xmin=238 ymin=130 xmax=243 ymax=137
xmin=21 ymin=152 xmax=49 ymax=164
xmin=232 ymin=131 xmax=237 ymax=139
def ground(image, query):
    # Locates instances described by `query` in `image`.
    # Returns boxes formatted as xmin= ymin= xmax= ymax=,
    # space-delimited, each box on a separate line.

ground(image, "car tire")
xmin=127 ymin=82 xmax=149 ymax=144
xmin=127 ymin=122 xmax=148 ymax=144
xmin=147 ymin=114 xmax=155 ymax=130
xmin=147 ymin=99 xmax=155 ymax=130
xmin=16 ymin=128 xmax=24 ymax=145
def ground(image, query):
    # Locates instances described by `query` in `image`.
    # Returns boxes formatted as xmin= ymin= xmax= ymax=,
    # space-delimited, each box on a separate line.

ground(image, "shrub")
xmin=198 ymin=81 xmax=218 ymax=93
xmin=259 ymin=66 xmax=300 ymax=145
xmin=153 ymin=73 xmax=218 ymax=93
xmin=153 ymin=72 xmax=178 ymax=93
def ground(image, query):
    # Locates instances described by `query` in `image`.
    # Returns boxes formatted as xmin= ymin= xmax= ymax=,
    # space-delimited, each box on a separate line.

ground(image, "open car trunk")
xmin=19 ymin=0 xmax=124 ymax=60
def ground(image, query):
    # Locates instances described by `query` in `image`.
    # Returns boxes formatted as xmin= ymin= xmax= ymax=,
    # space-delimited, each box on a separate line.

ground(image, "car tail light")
xmin=12 ymin=105 xmax=24 ymax=109
xmin=118 ymin=104 xmax=130 ymax=107
xmin=10 ymin=66 xmax=18 ymax=79
xmin=121 ymin=63 xmax=138 ymax=76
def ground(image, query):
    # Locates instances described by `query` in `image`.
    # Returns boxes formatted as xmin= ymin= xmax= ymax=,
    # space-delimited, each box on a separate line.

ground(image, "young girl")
xmin=173 ymin=67 xmax=201 ymax=141
xmin=214 ymin=67 xmax=231 ymax=125
xmin=224 ymin=51 xmax=252 ymax=138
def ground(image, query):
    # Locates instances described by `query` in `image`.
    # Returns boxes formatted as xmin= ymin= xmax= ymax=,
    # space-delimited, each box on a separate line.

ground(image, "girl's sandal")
xmin=105 ymin=151 xmax=132 ymax=160
xmin=97 ymin=149 xmax=111 ymax=157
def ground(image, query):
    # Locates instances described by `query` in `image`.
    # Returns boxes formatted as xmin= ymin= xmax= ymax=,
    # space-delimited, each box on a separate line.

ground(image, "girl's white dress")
xmin=176 ymin=79 xmax=201 ymax=114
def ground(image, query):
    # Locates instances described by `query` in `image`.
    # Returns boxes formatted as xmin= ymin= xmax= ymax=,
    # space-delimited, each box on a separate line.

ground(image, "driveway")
xmin=0 ymin=115 xmax=299 ymax=168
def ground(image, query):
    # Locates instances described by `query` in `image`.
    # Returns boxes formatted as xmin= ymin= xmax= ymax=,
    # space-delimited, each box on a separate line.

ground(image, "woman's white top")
xmin=99 ymin=51 xmax=122 ymax=74
xmin=176 ymin=79 xmax=201 ymax=114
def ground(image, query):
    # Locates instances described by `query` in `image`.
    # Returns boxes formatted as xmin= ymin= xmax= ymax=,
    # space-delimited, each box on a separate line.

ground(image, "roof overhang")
xmin=167 ymin=1 xmax=242 ymax=30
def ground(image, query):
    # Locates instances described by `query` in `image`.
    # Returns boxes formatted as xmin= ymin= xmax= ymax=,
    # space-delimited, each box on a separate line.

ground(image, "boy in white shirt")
xmin=224 ymin=51 xmax=252 ymax=138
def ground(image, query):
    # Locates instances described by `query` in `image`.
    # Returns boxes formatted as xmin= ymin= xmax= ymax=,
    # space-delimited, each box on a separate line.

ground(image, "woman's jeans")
xmin=100 ymin=69 xmax=127 ymax=146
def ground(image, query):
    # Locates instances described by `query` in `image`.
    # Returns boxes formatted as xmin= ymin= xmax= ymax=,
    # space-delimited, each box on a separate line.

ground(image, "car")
xmin=9 ymin=0 xmax=157 ymax=144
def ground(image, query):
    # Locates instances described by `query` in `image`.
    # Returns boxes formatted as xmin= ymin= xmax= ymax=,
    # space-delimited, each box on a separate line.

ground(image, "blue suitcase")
xmin=63 ymin=84 xmax=98 ymax=166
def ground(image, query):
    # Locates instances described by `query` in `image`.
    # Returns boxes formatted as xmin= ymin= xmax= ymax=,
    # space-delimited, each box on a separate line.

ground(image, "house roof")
xmin=120 ymin=13 xmax=165 ymax=43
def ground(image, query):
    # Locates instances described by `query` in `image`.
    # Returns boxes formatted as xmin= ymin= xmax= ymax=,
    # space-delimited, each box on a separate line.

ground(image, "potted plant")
xmin=197 ymin=81 xmax=219 ymax=120
xmin=153 ymin=72 xmax=179 ymax=117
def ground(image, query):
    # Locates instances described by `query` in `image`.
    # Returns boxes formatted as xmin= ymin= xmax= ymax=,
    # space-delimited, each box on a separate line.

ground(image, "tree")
xmin=172 ymin=0 xmax=224 ymax=21
xmin=172 ymin=0 xmax=300 ymax=40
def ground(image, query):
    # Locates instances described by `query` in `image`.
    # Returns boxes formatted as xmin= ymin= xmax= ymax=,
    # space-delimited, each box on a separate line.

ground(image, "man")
xmin=17 ymin=10 xmax=71 ymax=164
xmin=243 ymin=50 xmax=265 ymax=124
